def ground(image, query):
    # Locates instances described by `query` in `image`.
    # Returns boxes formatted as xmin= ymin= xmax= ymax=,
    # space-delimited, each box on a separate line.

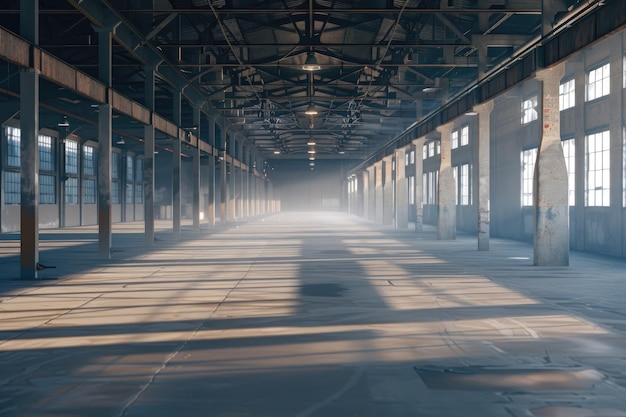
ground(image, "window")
xmin=4 ymin=171 xmax=20 ymax=204
xmin=83 ymin=145 xmax=96 ymax=176
xmin=425 ymin=171 xmax=438 ymax=204
xmin=422 ymin=172 xmax=428 ymax=203
xmin=587 ymin=63 xmax=610 ymax=101
xmin=112 ymin=152 xmax=121 ymax=204
xmin=39 ymin=135 xmax=55 ymax=171
xmin=451 ymin=130 xmax=459 ymax=149
xmin=410 ymin=150 xmax=415 ymax=164
xmin=125 ymin=155 xmax=134 ymax=205
xmin=408 ymin=175 xmax=415 ymax=205
xmin=83 ymin=178 xmax=96 ymax=204
xmin=112 ymin=181 xmax=121 ymax=205
xmin=135 ymin=158 xmax=144 ymax=204
xmin=112 ymin=152 xmax=121 ymax=180
xmin=428 ymin=141 xmax=435 ymax=157
xmin=126 ymin=155 xmax=134 ymax=182
xmin=6 ymin=126 xmax=20 ymax=167
xmin=460 ymin=125 xmax=469 ymax=146
xmin=453 ymin=166 xmax=458 ymax=205
xmin=585 ymin=130 xmax=610 ymax=206
xmin=521 ymin=95 xmax=538 ymax=124
xmin=423 ymin=144 xmax=428 ymax=160
xmin=65 ymin=177 xmax=78 ymax=204
xmin=64 ymin=140 xmax=78 ymax=174
xmin=560 ymin=78 xmax=575 ymax=111
xmin=562 ymin=138 xmax=576 ymax=206
xmin=459 ymin=163 xmax=471 ymax=205
xmin=405 ymin=153 xmax=409 ymax=166
xmin=40 ymin=174 xmax=56 ymax=204
xmin=521 ymin=148 xmax=537 ymax=206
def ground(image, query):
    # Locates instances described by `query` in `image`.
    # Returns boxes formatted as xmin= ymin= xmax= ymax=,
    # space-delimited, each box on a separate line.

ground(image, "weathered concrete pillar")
xmin=475 ymin=101 xmax=493 ymax=251
xmin=534 ymin=64 xmax=569 ymax=266
xmin=366 ymin=166 xmax=376 ymax=222
xmin=382 ymin=156 xmax=394 ymax=225
xmin=437 ymin=123 xmax=456 ymax=240
xmin=412 ymin=137 xmax=425 ymax=232
xmin=356 ymin=170 xmax=365 ymax=217
xmin=374 ymin=161 xmax=384 ymax=224
xmin=395 ymin=148 xmax=409 ymax=229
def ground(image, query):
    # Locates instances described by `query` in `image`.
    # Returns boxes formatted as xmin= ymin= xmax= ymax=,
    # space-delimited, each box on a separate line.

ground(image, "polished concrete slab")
xmin=1 ymin=212 xmax=626 ymax=417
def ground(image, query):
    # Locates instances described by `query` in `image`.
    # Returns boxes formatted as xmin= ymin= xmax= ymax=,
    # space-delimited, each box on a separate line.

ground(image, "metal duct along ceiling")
xmin=0 ymin=0 xmax=586 ymax=160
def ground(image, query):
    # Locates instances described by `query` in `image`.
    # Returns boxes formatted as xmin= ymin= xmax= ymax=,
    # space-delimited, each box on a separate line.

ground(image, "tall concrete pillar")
xmin=412 ymin=137 xmax=425 ymax=232
xmin=96 ymin=25 xmax=115 ymax=258
xmin=366 ymin=166 xmax=376 ymax=222
xmin=357 ymin=170 xmax=366 ymax=218
xmin=192 ymin=106 xmax=201 ymax=232
xmin=395 ymin=149 xmax=409 ymax=229
xmin=382 ymin=156 xmax=394 ymax=225
xmin=143 ymin=64 xmax=156 ymax=246
xmin=207 ymin=118 xmax=216 ymax=227
xmin=19 ymin=0 xmax=40 ymax=278
xmin=534 ymin=64 xmax=569 ymax=266
xmin=374 ymin=161 xmax=384 ymax=224
xmin=172 ymin=90 xmax=182 ymax=239
xmin=475 ymin=101 xmax=493 ymax=251
xmin=437 ymin=124 xmax=456 ymax=240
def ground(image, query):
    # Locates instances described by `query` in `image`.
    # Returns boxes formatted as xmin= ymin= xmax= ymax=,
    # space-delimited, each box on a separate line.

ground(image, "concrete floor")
xmin=1 ymin=212 xmax=626 ymax=417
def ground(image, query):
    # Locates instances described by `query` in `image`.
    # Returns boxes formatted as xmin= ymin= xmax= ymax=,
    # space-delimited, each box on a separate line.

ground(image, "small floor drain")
xmin=300 ymin=283 xmax=346 ymax=297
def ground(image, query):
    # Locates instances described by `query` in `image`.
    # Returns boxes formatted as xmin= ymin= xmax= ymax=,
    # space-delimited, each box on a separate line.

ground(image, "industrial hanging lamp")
xmin=305 ymin=102 xmax=318 ymax=115
xmin=302 ymin=50 xmax=321 ymax=71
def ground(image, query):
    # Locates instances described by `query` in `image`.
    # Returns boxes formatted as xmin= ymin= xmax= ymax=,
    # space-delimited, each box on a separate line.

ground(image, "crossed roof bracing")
xmin=0 ymin=0 xmax=587 ymax=160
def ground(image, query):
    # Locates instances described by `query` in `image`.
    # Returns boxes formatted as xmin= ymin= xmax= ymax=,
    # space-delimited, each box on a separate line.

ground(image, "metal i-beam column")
xmin=96 ymin=25 xmax=114 ymax=259
xmin=192 ymin=106 xmax=201 ymax=232
xmin=207 ymin=118 xmax=216 ymax=227
xmin=19 ymin=0 xmax=39 ymax=279
xmin=172 ymin=90 xmax=182 ymax=239
xmin=144 ymin=64 xmax=156 ymax=246
xmin=228 ymin=136 xmax=236 ymax=221
xmin=220 ymin=128 xmax=228 ymax=224
xmin=437 ymin=123 xmax=456 ymax=240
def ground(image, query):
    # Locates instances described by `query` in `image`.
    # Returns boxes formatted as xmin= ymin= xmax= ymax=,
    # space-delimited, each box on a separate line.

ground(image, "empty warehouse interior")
xmin=2 ymin=1 xmax=626 ymax=416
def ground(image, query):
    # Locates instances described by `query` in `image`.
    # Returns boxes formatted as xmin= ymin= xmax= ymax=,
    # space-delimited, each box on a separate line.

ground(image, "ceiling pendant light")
xmin=305 ymin=102 xmax=318 ymax=115
xmin=302 ymin=51 xmax=321 ymax=71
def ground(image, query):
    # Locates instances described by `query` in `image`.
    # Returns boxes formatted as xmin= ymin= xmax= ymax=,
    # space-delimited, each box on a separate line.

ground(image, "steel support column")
xmin=172 ymin=90 xmax=182 ymax=239
xmin=97 ymin=26 xmax=113 ymax=258
xmin=143 ymin=65 xmax=156 ymax=246
xmin=19 ymin=0 xmax=39 ymax=278
xmin=20 ymin=70 xmax=39 ymax=278
xmin=207 ymin=118 xmax=216 ymax=227
xmin=192 ymin=106 xmax=201 ymax=232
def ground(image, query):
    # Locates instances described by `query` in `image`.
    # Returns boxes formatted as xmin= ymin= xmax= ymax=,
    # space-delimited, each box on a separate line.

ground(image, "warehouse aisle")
xmin=1 ymin=212 xmax=626 ymax=417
